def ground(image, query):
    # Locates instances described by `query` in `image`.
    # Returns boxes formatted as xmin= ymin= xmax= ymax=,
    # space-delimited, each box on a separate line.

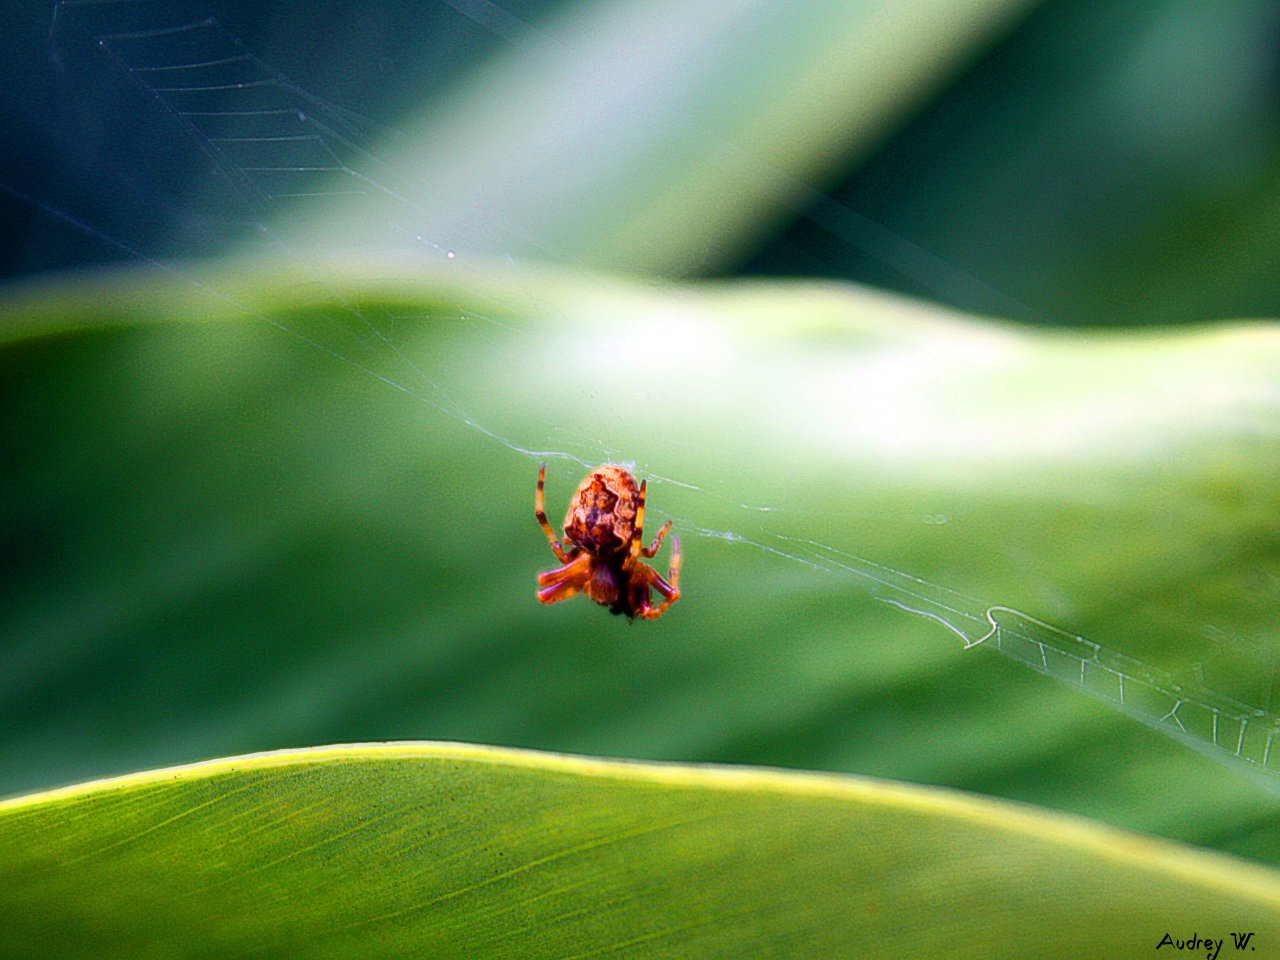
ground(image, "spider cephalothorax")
xmin=535 ymin=463 xmax=681 ymax=621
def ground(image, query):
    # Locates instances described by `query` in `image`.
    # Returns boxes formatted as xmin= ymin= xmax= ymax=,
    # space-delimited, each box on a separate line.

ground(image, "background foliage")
xmin=2 ymin=0 xmax=1280 ymax=944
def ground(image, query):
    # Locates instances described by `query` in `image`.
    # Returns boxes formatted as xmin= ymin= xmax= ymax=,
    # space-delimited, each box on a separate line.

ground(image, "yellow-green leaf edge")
xmin=2 ymin=741 xmax=1278 ymax=959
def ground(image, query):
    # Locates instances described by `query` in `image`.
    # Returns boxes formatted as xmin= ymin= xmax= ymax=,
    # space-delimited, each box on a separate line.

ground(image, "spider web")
xmin=14 ymin=0 xmax=1280 ymax=795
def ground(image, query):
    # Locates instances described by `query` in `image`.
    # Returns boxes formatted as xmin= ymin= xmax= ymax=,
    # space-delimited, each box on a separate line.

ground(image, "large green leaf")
xmin=1 ymin=257 xmax=1278 ymax=868
xmin=3 ymin=741 xmax=1278 ymax=958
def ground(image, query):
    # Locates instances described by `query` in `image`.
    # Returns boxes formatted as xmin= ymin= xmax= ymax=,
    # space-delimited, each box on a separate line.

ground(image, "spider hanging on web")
xmin=535 ymin=464 xmax=681 ymax=621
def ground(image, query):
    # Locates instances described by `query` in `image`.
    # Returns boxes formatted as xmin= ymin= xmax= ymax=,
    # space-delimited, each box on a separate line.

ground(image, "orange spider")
xmin=535 ymin=463 xmax=681 ymax=621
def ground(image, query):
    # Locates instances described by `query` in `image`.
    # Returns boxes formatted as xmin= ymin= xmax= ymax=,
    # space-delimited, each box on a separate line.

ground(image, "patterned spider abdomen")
xmin=563 ymin=464 xmax=639 ymax=557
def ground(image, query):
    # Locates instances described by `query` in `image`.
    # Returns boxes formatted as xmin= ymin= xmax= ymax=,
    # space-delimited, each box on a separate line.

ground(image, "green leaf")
xmin=1 ymin=257 xmax=1278 ymax=870
xmin=3 ymin=741 xmax=1278 ymax=958
xmin=825 ymin=1 xmax=1280 ymax=326
xmin=295 ymin=0 xmax=1037 ymax=272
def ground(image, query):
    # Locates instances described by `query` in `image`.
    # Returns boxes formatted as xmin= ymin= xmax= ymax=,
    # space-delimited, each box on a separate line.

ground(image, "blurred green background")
xmin=3 ymin=0 xmax=1280 ymax=880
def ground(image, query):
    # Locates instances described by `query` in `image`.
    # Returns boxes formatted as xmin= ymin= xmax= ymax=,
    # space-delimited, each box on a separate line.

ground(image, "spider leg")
xmin=641 ymin=520 xmax=672 ymax=559
xmin=538 ymin=552 xmax=591 ymax=604
xmin=539 ymin=578 xmax=586 ymax=604
xmin=538 ymin=550 xmax=586 ymax=587
xmin=627 ymin=480 xmax=673 ymax=564
xmin=536 ymin=463 xmax=572 ymax=563
xmin=633 ymin=537 xmax=681 ymax=621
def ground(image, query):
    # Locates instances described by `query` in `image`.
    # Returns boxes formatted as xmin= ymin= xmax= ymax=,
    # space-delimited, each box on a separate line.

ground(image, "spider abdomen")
xmin=563 ymin=465 xmax=638 ymax=556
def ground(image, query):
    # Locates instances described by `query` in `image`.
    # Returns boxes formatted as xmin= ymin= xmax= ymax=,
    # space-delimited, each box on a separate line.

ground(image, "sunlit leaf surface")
xmin=3 ymin=742 xmax=1278 ymax=958
xmin=2 ymin=259 xmax=1277 ymax=869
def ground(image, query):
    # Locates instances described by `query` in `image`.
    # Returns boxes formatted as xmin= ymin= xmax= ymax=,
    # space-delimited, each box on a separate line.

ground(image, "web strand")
xmin=778 ymin=536 xmax=1280 ymax=781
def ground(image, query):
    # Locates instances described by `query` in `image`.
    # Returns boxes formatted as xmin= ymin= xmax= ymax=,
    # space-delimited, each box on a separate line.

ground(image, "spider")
xmin=535 ymin=463 xmax=681 ymax=621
